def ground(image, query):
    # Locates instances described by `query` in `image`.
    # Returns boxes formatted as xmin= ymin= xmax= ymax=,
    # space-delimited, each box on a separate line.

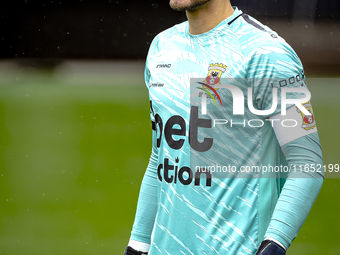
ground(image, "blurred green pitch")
xmin=0 ymin=68 xmax=339 ymax=255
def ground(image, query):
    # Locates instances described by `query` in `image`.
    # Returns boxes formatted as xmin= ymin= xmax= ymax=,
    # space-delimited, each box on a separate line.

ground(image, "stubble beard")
xmin=169 ymin=0 xmax=211 ymax=12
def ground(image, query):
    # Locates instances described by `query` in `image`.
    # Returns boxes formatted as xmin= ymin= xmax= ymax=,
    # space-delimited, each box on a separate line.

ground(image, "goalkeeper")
xmin=124 ymin=0 xmax=323 ymax=254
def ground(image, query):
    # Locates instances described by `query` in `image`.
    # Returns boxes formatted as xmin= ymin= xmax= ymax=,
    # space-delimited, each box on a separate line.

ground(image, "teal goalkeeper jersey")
xmin=131 ymin=7 xmax=321 ymax=255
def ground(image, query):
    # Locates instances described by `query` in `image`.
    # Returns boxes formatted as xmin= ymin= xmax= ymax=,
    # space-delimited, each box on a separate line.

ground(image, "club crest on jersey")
xmin=197 ymin=63 xmax=227 ymax=106
xmin=296 ymin=101 xmax=316 ymax=130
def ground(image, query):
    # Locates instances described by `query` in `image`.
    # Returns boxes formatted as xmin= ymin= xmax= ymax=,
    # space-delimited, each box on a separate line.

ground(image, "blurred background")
xmin=0 ymin=0 xmax=339 ymax=254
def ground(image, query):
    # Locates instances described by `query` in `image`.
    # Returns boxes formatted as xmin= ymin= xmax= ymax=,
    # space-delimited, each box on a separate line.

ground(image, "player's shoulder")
xmin=228 ymin=9 xmax=303 ymax=73
xmin=148 ymin=21 xmax=188 ymax=52
xmin=229 ymin=10 xmax=298 ymax=59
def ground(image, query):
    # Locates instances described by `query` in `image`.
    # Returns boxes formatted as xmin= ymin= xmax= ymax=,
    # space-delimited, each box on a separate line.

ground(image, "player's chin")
xmin=169 ymin=0 xmax=188 ymax=11
xmin=169 ymin=0 xmax=201 ymax=11
xmin=169 ymin=0 xmax=207 ymax=12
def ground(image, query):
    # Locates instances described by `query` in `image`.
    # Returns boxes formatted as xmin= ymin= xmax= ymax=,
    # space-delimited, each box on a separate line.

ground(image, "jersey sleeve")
xmin=246 ymin=39 xmax=308 ymax=117
xmin=129 ymin=102 xmax=159 ymax=247
xmin=246 ymin=41 xmax=324 ymax=249
xmin=128 ymin=37 xmax=160 ymax=250
xmin=264 ymin=133 xmax=323 ymax=249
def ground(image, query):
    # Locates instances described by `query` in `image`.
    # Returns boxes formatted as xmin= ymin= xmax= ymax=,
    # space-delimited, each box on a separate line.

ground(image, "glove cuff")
xmin=124 ymin=246 xmax=148 ymax=255
xmin=256 ymin=240 xmax=286 ymax=255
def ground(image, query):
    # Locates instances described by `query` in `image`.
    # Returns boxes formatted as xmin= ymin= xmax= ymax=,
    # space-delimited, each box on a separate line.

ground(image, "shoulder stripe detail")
xmin=241 ymin=14 xmax=266 ymax=32
xmin=228 ymin=13 xmax=244 ymax=25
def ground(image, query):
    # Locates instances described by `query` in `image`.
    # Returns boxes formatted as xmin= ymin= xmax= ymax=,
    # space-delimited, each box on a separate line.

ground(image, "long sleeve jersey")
xmin=129 ymin=7 xmax=323 ymax=255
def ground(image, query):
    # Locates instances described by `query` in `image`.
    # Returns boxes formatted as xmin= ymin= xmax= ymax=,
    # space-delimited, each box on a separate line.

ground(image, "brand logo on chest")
xmin=156 ymin=64 xmax=171 ymax=68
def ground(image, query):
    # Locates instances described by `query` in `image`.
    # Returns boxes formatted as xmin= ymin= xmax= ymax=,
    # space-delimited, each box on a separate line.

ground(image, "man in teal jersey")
xmin=124 ymin=0 xmax=323 ymax=254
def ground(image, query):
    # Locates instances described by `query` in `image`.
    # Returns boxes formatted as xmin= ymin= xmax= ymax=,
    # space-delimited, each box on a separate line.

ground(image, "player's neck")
xmin=186 ymin=0 xmax=234 ymax=35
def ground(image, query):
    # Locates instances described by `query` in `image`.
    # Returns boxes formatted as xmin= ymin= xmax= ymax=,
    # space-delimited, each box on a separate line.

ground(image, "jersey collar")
xmin=185 ymin=6 xmax=243 ymax=38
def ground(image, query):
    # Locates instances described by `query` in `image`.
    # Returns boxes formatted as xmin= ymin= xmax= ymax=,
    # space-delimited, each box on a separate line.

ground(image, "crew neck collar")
xmin=186 ymin=6 xmax=242 ymax=38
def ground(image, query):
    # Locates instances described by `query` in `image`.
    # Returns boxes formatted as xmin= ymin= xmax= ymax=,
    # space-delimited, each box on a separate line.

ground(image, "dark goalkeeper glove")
xmin=255 ymin=240 xmax=286 ymax=255
xmin=124 ymin=246 xmax=148 ymax=255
